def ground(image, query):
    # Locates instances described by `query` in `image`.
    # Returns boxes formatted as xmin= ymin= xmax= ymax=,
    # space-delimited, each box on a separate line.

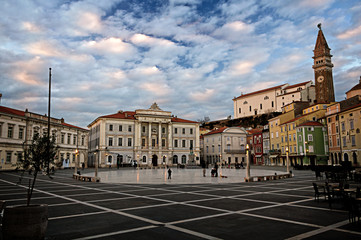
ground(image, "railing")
xmin=224 ymin=149 xmax=246 ymax=154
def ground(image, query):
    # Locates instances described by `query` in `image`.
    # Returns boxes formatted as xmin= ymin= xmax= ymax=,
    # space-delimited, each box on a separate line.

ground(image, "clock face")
xmin=317 ymin=76 xmax=324 ymax=83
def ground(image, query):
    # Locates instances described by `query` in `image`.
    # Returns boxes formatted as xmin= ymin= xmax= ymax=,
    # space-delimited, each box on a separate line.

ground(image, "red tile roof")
xmin=100 ymin=111 xmax=136 ymax=120
xmin=233 ymin=84 xmax=285 ymax=100
xmin=98 ymin=111 xmax=198 ymax=123
xmin=284 ymin=81 xmax=312 ymax=90
xmin=0 ymin=105 xmax=87 ymax=130
xmin=0 ymin=105 xmax=25 ymax=117
xmin=171 ymin=117 xmax=198 ymax=124
xmin=298 ymin=121 xmax=324 ymax=127
xmin=203 ymin=127 xmax=228 ymax=136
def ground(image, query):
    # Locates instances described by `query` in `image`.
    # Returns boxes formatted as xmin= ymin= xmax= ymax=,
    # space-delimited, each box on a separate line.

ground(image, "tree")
xmin=17 ymin=133 xmax=58 ymax=206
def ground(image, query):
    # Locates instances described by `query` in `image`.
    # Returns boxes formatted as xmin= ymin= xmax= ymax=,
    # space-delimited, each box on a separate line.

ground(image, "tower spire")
xmin=312 ymin=24 xmax=335 ymax=104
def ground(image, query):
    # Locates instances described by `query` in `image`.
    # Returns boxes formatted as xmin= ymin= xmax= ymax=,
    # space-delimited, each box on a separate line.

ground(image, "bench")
xmin=73 ymin=174 xmax=100 ymax=182
xmin=244 ymin=173 xmax=292 ymax=182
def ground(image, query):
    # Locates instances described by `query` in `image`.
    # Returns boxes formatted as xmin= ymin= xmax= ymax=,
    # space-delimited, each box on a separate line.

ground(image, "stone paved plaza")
xmin=0 ymin=167 xmax=361 ymax=239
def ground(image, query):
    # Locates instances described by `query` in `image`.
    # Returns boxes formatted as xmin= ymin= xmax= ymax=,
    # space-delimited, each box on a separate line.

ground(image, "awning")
xmin=269 ymin=155 xmax=279 ymax=158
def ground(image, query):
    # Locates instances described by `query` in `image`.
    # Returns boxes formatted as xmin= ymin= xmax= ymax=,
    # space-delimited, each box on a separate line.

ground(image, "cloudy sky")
xmin=1 ymin=0 xmax=360 ymax=128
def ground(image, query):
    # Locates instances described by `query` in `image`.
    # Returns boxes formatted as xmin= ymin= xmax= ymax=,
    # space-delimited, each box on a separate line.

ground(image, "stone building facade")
xmin=0 ymin=105 xmax=88 ymax=170
xmin=87 ymin=103 xmax=200 ymax=167
xmin=202 ymin=126 xmax=247 ymax=166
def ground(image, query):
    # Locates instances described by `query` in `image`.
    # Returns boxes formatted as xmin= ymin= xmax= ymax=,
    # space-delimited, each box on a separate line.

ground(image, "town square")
xmin=1 ymin=0 xmax=361 ymax=239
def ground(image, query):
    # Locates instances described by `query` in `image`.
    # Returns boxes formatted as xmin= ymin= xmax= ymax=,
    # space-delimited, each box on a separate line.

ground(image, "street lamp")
xmin=246 ymin=144 xmax=250 ymax=180
xmin=74 ymin=149 xmax=79 ymax=175
xmin=285 ymin=146 xmax=290 ymax=173
xmin=94 ymin=146 xmax=99 ymax=178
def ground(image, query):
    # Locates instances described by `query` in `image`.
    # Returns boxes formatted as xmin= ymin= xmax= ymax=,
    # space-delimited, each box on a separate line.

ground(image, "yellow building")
xmin=338 ymin=103 xmax=361 ymax=166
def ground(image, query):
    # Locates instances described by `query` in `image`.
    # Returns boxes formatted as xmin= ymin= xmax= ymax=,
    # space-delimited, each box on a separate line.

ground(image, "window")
xmin=119 ymin=125 xmax=123 ymax=131
xmin=190 ymin=140 xmax=193 ymax=149
xmin=190 ymin=128 xmax=193 ymax=134
xmin=182 ymin=155 xmax=186 ymax=164
xmin=276 ymin=132 xmax=279 ymax=138
xmin=309 ymin=145 xmax=314 ymax=153
xmin=206 ymin=146 xmax=209 ymax=153
xmin=118 ymin=138 xmax=123 ymax=146
xmin=260 ymin=104 xmax=262 ymax=110
xmin=152 ymin=139 xmax=156 ymax=147
xmin=128 ymin=138 xmax=132 ymax=146
xmin=128 ymin=125 xmax=132 ymax=132
xmin=19 ymin=128 xmax=24 ymax=139
xmin=162 ymin=127 xmax=166 ymax=134
xmin=351 ymin=135 xmax=356 ymax=146
xmin=289 ymin=135 xmax=292 ymax=142
xmin=342 ymin=136 xmax=347 ymax=147
xmin=239 ymin=108 xmax=241 ymax=113
xmin=109 ymin=124 xmax=113 ymax=131
xmin=142 ymin=126 xmax=146 ymax=133
xmin=341 ymin=122 xmax=345 ymax=132
xmin=212 ymin=145 xmax=215 ymax=153
xmin=7 ymin=125 xmax=13 ymax=138
xmin=61 ymin=133 xmax=65 ymax=144
xmin=81 ymin=136 xmax=85 ymax=145
xmin=281 ymin=136 xmax=284 ymax=143
xmin=308 ymin=134 xmax=313 ymax=142
xmin=162 ymin=139 xmax=166 ymax=147
xmin=72 ymin=154 xmax=75 ymax=163
xmin=6 ymin=152 xmax=12 ymax=163
xmin=272 ymin=101 xmax=274 ymax=107
xmin=73 ymin=136 xmax=77 ymax=145
xmin=182 ymin=140 xmax=186 ymax=148
xmin=249 ymin=106 xmax=252 ymax=112
xmin=299 ymin=135 xmax=302 ymax=142
xmin=108 ymin=137 xmax=113 ymax=146
xmin=293 ymin=134 xmax=296 ymax=141
xmin=294 ymin=145 xmax=297 ymax=153
xmin=175 ymin=128 xmax=178 ymax=134
xmin=174 ymin=139 xmax=178 ymax=147
xmin=181 ymin=128 xmax=185 ymax=134
xmin=141 ymin=138 xmax=145 ymax=147
xmin=143 ymin=156 xmax=146 ymax=163
xmin=67 ymin=134 xmax=71 ymax=144
xmin=350 ymin=119 xmax=354 ymax=130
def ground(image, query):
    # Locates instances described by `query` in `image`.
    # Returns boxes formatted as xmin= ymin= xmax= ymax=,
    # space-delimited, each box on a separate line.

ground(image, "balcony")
xmin=269 ymin=149 xmax=281 ymax=155
xmin=224 ymin=149 xmax=246 ymax=154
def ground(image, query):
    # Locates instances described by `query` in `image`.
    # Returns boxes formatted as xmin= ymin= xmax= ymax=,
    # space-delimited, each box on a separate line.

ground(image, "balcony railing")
xmin=224 ymin=149 xmax=246 ymax=154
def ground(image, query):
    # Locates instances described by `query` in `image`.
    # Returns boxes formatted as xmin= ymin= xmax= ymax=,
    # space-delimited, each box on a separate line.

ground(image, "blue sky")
xmin=0 ymin=0 xmax=360 ymax=128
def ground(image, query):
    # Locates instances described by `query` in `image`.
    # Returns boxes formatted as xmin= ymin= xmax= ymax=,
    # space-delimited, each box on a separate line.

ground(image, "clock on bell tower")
xmin=312 ymin=23 xmax=335 ymax=104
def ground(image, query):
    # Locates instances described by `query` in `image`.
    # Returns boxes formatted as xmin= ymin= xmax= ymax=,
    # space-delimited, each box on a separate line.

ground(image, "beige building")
xmin=233 ymin=81 xmax=315 ymax=118
xmin=87 ymin=103 xmax=200 ymax=167
xmin=0 ymin=105 xmax=88 ymax=170
xmin=202 ymin=126 xmax=247 ymax=166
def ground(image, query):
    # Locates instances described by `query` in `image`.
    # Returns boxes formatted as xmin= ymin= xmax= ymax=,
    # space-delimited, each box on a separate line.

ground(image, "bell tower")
xmin=312 ymin=23 xmax=335 ymax=103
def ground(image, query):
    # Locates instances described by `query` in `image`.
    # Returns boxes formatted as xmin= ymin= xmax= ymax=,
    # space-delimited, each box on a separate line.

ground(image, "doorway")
xmin=152 ymin=154 xmax=158 ymax=166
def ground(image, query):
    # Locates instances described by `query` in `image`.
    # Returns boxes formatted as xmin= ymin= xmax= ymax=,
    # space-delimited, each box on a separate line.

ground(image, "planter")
xmin=2 ymin=204 xmax=48 ymax=240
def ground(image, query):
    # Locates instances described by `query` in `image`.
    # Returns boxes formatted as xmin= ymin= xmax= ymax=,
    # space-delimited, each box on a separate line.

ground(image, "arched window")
xmin=163 ymin=156 xmax=166 ymax=163
xmin=344 ymin=153 xmax=349 ymax=162
xmin=182 ymin=155 xmax=187 ymax=164
xmin=143 ymin=156 xmax=147 ymax=163
xmin=108 ymin=155 xmax=112 ymax=164
xmin=173 ymin=155 xmax=178 ymax=164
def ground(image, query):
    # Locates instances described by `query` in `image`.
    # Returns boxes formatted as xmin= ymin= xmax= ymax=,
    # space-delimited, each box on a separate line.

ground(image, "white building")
xmin=233 ymin=81 xmax=315 ymax=118
xmin=0 ymin=105 xmax=88 ymax=170
xmin=87 ymin=103 xmax=200 ymax=167
xmin=202 ymin=126 xmax=247 ymax=166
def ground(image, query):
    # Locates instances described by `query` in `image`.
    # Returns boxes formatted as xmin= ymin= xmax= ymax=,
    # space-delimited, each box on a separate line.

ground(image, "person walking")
xmin=214 ymin=163 xmax=218 ymax=177
xmin=81 ymin=162 xmax=85 ymax=171
xmin=201 ymin=160 xmax=206 ymax=177
xmin=168 ymin=168 xmax=172 ymax=179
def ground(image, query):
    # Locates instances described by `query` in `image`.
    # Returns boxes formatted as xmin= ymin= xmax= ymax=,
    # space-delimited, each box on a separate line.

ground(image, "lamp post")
xmin=94 ymin=146 xmax=99 ymax=178
xmin=246 ymin=144 xmax=250 ymax=180
xmin=74 ymin=149 xmax=79 ymax=175
xmin=285 ymin=146 xmax=290 ymax=173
